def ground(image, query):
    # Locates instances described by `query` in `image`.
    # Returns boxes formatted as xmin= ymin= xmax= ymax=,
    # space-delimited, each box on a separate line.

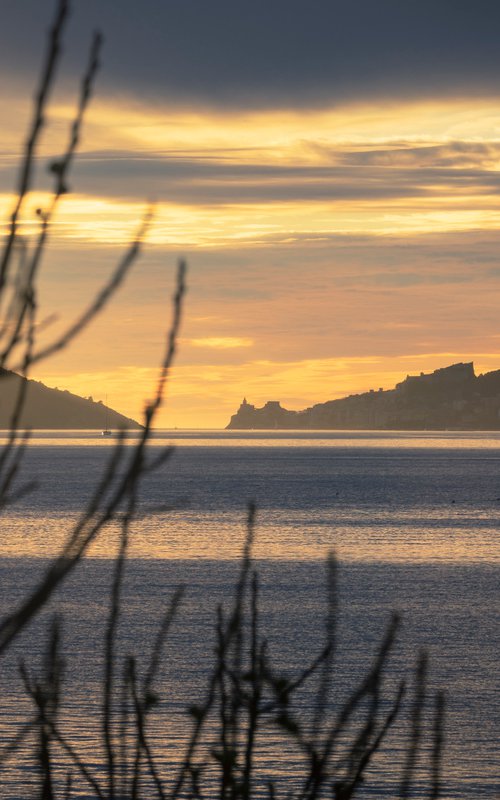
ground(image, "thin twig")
xmin=400 ymin=651 xmax=428 ymax=799
xmin=312 ymin=553 xmax=337 ymax=743
xmin=1 ymin=30 xmax=102 ymax=368
xmin=429 ymin=691 xmax=445 ymax=800
xmin=27 ymin=210 xmax=151 ymax=368
xmin=103 ymin=513 xmax=130 ymax=799
xmin=0 ymin=260 xmax=187 ymax=654
xmin=0 ymin=0 xmax=69 ymax=293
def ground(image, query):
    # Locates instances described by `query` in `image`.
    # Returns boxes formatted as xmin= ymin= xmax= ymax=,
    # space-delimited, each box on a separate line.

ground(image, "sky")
xmin=2 ymin=0 xmax=500 ymax=427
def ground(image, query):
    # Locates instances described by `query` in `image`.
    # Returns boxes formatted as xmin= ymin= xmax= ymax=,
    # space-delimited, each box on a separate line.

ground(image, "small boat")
xmin=100 ymin=395 xmax=112 ymax=436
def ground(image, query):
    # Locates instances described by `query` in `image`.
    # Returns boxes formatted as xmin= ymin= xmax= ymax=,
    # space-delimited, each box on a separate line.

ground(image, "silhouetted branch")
xmin=0 ymin=3 xmax=450 ymax=798
xmin=143 ymin=586 xmax=184 ymax=696
xmin=0 ymin=28 xmax=102 ymax=368
xmin=400 ymin=651 xmax=428 ymax=799
xmin=334 ymin=682 xmax=406 ymax=799
xmin=26 ymin=210 xmax=151 ymax=368
xmin=0 ymin=260 xmax=186 ymax=655
xmin=128 ymin=658 xmax=166 ymax=800
xmin=103 ymin=515 xmax=130 ymax=800
xmin=429 ymin=691 xmax=445 ymax=800
xmin=0 ymin=0 xmax=69 ymax=294
xmin=0 ymin=718 xmax=37 ymax=765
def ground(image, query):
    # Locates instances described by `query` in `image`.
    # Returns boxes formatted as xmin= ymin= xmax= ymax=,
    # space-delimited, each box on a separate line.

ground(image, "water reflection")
xmin=4 ymin=429 xmax=500 ymax=449
xmin=0 ymin=432 xmax=498 ymax=563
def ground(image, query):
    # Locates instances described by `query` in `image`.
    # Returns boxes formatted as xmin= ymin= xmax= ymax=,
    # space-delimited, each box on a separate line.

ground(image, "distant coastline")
xmin=226 ymin=362 xmax=500 ymax=430
xmin=0 ymin=369 xmax=142 ymax=430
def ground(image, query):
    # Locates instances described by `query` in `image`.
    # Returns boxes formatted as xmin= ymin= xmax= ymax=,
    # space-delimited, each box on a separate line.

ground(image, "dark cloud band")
xmin=2 ymin=0 xmax=500 ymax=108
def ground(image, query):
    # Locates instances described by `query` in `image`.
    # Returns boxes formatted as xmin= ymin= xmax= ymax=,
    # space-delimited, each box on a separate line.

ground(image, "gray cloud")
xmin=183 ymin=228 xmax=500 ymax=274
xmin=329 ymin=142 xmax=500 ymax=169
xmin=2 ymin=1 xmax=500 ymax=109
xmin=2 ymin=146 xmax=499 ymax=206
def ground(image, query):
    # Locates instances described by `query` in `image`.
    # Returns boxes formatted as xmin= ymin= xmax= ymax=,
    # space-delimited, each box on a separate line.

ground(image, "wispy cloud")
xmin=3 ymin=98 xmax=500 ymax=247
xmin=3 ymin=6 xmax=500 ymax=428
xmin=188 ymin=337 xmax=254 ymax=349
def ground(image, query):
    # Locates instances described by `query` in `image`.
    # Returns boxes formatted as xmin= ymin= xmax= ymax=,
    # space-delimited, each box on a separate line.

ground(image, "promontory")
xmin=0 ymin=369 xmax=141 ymax=429
xmin=226 ymin=362 xmax=500 ymax=430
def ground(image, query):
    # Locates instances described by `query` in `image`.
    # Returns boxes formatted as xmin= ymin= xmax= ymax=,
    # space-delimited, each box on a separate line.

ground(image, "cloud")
xmin=3 ymin=98 xmax=500 ymax=243
xmin=55 ymin=150 xmax=500 ymax=205
xmin=3 ymin=1 xmax=500 ymax=110
xmin=4 ymin=3 xmax=500 ymax=433
xmin=332 ymin=142 xmax=500 ymax=170
xmin=188 ymin=337 xmax=254 ymax=349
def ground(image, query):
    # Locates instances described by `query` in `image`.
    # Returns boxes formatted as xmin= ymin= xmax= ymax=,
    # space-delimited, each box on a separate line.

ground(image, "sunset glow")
xmin=2 ymin=5 xmax=500 ymax=427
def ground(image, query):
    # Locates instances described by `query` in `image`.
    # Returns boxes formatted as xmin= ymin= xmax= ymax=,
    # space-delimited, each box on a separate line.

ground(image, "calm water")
xmin=0 ymin=430 xmax=498 ymax=798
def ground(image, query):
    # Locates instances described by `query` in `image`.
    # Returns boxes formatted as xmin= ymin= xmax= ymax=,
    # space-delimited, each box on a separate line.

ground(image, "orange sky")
xmin=2 ymin=7 xmax=500 ymax=427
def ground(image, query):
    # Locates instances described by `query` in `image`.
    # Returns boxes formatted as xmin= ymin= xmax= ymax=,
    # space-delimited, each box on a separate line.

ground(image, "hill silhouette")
xmin=227 ymin=362 xmax=500 ymax=430
xmin=0 ymin=370 xmax=142 ymax=429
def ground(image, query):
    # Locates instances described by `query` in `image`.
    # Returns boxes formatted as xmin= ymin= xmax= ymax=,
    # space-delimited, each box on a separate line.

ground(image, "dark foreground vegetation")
xmin=0 ymin=2 xmax=445 ymax=796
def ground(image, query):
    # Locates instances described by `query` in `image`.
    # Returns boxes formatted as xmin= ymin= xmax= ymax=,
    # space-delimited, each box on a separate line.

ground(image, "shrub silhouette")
xmin=0 ymin=2 xmax=444 ymax=797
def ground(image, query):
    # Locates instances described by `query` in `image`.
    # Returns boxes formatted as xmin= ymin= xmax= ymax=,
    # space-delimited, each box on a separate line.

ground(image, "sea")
xmin=0 ymin=430 xmax=498 ymax=798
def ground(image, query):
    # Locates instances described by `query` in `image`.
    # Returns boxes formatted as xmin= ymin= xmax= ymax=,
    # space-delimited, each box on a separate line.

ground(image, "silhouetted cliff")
xmin=227 ymin=363 xmax=500 ymax=430
xmin=0 ymin=370 xmax=142 ymax=429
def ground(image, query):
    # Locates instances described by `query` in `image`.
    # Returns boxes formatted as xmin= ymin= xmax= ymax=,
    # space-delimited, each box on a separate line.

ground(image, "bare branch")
xmin=27 ymin=210 xmax=151 ymax=368
xmin=0 ymin=0 xmax=69 ymax=294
